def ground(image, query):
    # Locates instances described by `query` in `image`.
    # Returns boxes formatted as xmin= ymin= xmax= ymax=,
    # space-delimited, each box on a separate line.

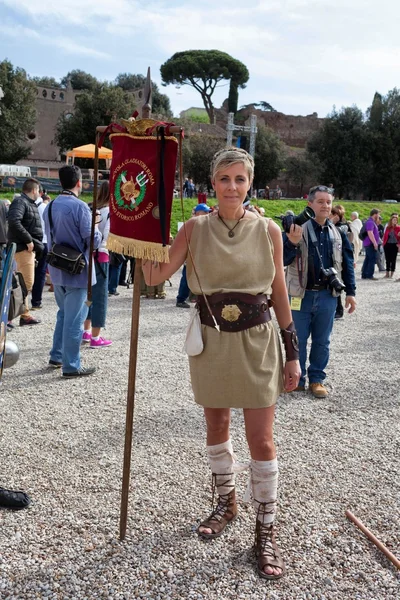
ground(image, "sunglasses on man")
xmin=309 ymin=185 xmax=334 ymax=194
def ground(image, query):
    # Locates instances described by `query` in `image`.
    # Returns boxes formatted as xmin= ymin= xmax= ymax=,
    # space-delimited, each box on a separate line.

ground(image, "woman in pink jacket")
xmin=382 ymin=213 xmax=400 ymax=277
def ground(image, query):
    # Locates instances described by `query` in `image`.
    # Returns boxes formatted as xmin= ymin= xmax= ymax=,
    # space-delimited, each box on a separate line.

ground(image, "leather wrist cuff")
xmin=280 ymin=321 xmax=299 ymax=362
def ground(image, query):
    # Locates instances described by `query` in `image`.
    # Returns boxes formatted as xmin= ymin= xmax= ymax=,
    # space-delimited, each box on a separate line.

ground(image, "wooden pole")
xmin=345 ymin=510 xmax=400 ymax=570
xmin=119 ymin=259 xmax=142 ymax=539
xmin=119 ymin=67 xmax=153 ymax=541
xmin=86 ymin=132 xmax=100 ymax=307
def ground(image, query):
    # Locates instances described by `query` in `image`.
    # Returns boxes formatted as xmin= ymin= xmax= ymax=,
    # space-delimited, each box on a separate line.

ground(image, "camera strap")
xmin=306 ymin=220 xmax=335 ymax=273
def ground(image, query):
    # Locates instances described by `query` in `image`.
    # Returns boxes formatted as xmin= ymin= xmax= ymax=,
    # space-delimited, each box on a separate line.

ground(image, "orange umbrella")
xmin=66 ymin=144 xmax=112 ymax=161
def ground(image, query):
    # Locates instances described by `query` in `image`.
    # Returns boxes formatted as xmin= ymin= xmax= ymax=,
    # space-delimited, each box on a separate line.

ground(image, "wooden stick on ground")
xmin=345 ymin=510 xmax=400 ymax=570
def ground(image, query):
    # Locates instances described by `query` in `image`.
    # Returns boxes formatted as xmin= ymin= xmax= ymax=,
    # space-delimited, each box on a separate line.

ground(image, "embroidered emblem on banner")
xmin=112 ymin=158 xmax=156 ymax=220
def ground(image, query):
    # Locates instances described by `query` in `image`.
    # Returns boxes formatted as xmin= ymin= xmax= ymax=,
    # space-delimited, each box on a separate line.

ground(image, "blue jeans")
xmin=361 ymin=245 xmax=377 ymax=279
xmin=291 ymin=290 xmax=337 ymax=387
xmin=176 ymin=265 xmax=190 ymax=303
xmin=108 ymin=263 xmax=122 ymax=294
xmin=50 ymin=285 xmax=88 ymax=373
xmin=86 ymin=262 xmax=109 ymax=328
xmin=32 ymin=243 xmax=48 ymax=307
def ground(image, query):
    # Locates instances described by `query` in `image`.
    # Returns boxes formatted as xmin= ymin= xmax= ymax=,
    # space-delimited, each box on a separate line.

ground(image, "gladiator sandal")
xmin=254 ymin=502 xmax=286 ymax=580
xmin=197 ymin=473 xmax=237 ymax=539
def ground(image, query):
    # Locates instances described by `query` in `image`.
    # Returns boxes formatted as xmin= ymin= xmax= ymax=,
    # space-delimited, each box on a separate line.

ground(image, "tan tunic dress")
xmin=186 ymin=214 xmax=284 ymax=409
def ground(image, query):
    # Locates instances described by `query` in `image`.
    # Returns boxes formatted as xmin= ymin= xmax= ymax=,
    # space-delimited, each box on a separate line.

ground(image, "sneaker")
xmin=176 ymin=301 xmax=190 ymax=308
xmin=108 ymin=291 xmax=120 ymax=296
xmin=20 ymin=316 xmax=41 ymax=326
xmin=82 ymin=331 xmax=92 ymax=343
xmin=31 ymin=304 xmax=42 ymax=311
xmin=90 ymin=337 xmax=112 ymax=349
xmin=309 ymin=383 xmax=328 ymax=398
xmin=7 ymin=322 xmax=15 ymax=330
xmin=62 ymin=367 xmax=96 ymax=378
xmin=0 ymin=487 xmax=31 ymax=510
xmin=48 ymin=360 xmax=62 ymax=368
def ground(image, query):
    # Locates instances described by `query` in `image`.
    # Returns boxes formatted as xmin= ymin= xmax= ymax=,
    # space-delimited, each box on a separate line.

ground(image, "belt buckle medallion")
xmin=221 ymin=304 xmax=242 ymax=322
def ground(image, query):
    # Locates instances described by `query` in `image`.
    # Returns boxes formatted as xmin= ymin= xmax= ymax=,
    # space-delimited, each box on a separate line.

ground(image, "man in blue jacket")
xmin=43 ymin=166 xmax=102 ymax=377
xmin=283 ymin=185 xmax=356 ymax=398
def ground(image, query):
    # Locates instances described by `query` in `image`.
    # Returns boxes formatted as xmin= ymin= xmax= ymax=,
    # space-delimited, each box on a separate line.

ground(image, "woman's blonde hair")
xmin=210 ymin=147 xmax=254 ymax=181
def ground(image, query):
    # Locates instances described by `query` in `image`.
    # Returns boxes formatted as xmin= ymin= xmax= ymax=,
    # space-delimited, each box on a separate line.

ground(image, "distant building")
xmin=23 ymin=83 xmax=145 ymax=164
xmin=180 ymin=107 xmax=209 ymax=121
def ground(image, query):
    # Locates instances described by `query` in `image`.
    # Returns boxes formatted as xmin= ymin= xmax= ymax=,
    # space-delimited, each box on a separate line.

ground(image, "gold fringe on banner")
xmin=107 ymin=233 xmax=170 ymax=263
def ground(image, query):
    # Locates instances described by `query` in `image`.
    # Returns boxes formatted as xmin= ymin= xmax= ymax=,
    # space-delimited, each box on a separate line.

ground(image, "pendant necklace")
xmin=218 ymin=210 xmax=246 ymax=238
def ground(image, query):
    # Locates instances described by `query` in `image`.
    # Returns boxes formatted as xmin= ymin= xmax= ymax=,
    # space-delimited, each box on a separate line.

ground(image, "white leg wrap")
xmin=207 ymin=439 xmax=235 ymax=497
xmin=251 ymin=458 xmax=278 ymax=525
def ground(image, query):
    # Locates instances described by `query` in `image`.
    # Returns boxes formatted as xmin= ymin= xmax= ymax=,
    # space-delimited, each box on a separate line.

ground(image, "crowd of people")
xmin=1 ymin=154 xmax=399 ymax=580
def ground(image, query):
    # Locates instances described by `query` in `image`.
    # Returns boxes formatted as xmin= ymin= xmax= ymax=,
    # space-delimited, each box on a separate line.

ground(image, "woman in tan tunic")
xmin=143 ymin=148 xmax=300 ymax=580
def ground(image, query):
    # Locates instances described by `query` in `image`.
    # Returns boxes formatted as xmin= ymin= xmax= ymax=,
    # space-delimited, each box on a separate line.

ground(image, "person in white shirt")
xmin=349 ymin=211 xmax=363 ymax=266
xmin=31 ymin=193 xmax=50 ymax=309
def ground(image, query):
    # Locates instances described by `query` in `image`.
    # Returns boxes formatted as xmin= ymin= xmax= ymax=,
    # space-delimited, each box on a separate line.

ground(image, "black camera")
xmin=321 ymin=267 xmax=346 ymax=293
xmin=276 ymin=206 xmax=315 ymax=233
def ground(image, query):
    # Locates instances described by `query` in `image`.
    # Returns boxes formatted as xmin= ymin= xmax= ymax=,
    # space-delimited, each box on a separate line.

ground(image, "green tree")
xmin=228 ymin=81 xmax=239 ymax=115
xmin=240 ymin=101 xmax=276 ymax=112
xmin=184 ymin=134 xmax=225 ymax=191
xmin=0 ymin=59 xmax=37 ymax=163
xmin=307 ymin=106 xmax=369 ymax=199
xmin=160 ymin=50 xmax=249 ymax=123
xmin=55 ymin=84 xmax=137 ymax=155
xmin=114 ymin=73 xmax=172 ymax=118
xmin=284 ymin=155 xmax=319 ymax=197
xmin=60 ymin=70 xmax=99 ymax=91
xmin=368 ymin=92 xmax=383 ymax=130
xmin=253 ymin=124 xmax=286 ymax=190
xmin=255 ymin=101 xmax=276 ymax=112
xmin=365 ymin=88 xmax=400 ymax=199
xmin=32 ymin=76 xmax=61 ymax=88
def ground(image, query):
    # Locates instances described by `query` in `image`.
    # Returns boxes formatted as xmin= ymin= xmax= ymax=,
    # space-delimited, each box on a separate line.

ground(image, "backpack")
xmin=359 ymin=223 xmax=368 ymax=241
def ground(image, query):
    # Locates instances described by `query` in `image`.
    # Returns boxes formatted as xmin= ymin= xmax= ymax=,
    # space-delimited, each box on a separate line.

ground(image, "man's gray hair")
xmin=308 ymin=185 xmax=333 ymax=202
xmin=351 ymin=211 xmax=359 ymax=218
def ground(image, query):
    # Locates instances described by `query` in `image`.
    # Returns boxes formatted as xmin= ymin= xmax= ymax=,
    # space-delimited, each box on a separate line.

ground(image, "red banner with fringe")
xmin=107 ymin=128 xmax=178 ymax=263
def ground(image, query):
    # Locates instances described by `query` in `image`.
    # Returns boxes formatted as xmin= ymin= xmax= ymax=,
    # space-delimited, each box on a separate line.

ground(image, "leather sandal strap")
xmin=255 ymin=523 xmax=286 ymax=573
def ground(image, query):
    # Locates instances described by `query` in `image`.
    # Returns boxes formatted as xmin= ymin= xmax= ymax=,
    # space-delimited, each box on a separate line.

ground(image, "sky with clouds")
xmin=1 ymin=0 xmax=399 ymax=119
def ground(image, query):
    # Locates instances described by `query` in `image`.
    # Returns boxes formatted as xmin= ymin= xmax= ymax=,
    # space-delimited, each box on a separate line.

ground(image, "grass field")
xmin=2 ymin=191 xmax=398 ymax=237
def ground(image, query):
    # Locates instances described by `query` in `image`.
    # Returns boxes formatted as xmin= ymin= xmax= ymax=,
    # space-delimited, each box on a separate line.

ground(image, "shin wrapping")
xmin=207 ymin=439 xmax=235 ymax=496
xmin=251 ymin=458 xmax=278 ymax=525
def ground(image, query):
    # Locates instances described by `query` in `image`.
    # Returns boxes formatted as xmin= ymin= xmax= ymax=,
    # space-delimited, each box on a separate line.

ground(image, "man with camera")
xmin=282 ymin=185 xmax=356 ymax=398
xmin=43 ymin=166 xmax=102 ymax=377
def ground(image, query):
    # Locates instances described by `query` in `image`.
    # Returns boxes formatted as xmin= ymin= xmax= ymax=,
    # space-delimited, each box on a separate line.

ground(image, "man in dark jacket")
xmin=7 ymin=178 xmax=43 ymax=325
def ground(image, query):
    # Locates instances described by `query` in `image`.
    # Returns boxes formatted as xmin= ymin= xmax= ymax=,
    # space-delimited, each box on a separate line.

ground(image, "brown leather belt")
xmin=197 ymin=292 xmax=272 ymax=332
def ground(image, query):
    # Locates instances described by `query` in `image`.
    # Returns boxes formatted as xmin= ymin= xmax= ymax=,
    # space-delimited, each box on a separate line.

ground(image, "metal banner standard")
xmin=0 ymin=244 xmax=16 ymax=380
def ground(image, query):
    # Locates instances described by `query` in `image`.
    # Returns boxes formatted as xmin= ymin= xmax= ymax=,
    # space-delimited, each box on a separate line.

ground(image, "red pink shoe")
xmin=82 ymin=331 xmax=91 ymax=343
xmin=90 ymin=337 xmax=112 ymax=348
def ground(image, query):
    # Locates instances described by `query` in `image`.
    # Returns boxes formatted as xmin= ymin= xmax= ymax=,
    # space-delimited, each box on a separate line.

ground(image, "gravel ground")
xmin=0 ymin=259 xmax=399 ymax=600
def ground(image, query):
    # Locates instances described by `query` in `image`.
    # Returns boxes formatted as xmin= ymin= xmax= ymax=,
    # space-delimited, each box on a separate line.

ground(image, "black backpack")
xmin=359 ymin=223 xmax=368 ymax=241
